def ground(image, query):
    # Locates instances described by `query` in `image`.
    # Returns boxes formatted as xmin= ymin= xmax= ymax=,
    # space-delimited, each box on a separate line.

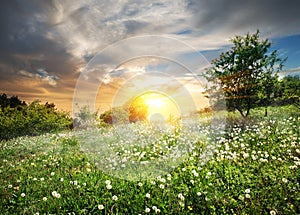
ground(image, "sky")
xmin=1 ymin=0 xmax=300 ymax=114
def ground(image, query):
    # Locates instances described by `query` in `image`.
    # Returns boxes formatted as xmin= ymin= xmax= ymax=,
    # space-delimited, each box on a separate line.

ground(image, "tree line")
xmin=0 ymin=94 xmax=72 ymax=140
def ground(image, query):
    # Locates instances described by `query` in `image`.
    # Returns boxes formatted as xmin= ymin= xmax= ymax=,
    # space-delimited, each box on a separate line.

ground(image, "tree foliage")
xmin=205 ymin=30 xmax=285 ymax=117
xmin=0 ymin=94 xmax=72 ymax=140
xmin=275 ymin=75 xmax=300 ymax=109
xmin=100 ymin=107 xmax=129 ymax=125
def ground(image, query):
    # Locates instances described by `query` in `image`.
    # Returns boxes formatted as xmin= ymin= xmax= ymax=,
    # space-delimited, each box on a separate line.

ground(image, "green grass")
xmin=0 ymin=106 xmax=299 ymax=214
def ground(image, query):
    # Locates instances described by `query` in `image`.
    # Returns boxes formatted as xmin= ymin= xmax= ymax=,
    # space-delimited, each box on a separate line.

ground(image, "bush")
xmin=0 ymin=100 xmax=72 ymax=140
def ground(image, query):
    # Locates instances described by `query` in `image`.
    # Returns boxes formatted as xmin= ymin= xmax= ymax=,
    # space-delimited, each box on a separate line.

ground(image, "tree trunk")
xmin=264 ymin=106 xmax=268 ymax=117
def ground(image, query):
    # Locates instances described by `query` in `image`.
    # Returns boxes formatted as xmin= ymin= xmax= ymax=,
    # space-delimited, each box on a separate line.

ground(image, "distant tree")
xmin=0 ymin=93 xmax=26 ymax=109
xmin=204 ymin=30 xmax=285 ymax=117
xmin=74 ymin=105 xmax=97 ymax=128
xmin=275 ymin=75 xmax=300 ymax=109
xmin=100 ymin=107 xmax=129 ymax=125
xmin=126 ymin=96 xmax=148 ymax=122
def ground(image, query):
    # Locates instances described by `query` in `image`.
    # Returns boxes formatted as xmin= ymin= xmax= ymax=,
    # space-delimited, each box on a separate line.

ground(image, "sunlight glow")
xmin=141 ymin=92 xmax=181 ymax=122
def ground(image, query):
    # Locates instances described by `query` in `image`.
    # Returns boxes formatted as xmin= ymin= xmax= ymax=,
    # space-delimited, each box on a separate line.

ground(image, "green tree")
xmin=275 ymin=75 xmax=300 ymax=109
xmin=204 ymin=30 xmax=285 ymax=117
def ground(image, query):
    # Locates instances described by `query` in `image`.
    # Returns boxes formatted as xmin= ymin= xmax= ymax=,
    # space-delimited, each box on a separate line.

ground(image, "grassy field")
xmin=0 ymin=106 xmax=299 ymax=214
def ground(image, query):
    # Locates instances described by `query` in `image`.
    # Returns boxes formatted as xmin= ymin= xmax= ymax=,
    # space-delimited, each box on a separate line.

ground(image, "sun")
xmin=140 ymin=92 xmax=180 ymax=122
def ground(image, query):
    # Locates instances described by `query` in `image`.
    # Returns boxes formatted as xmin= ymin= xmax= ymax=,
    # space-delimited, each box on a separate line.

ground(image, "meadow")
xmin=0 ymin=106 xmax=299 ymax=215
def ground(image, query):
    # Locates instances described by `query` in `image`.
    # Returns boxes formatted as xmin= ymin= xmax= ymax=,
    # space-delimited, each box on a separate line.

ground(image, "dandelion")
xmin=178 ymin=193 xmax=185 ymax=201
xmin=42 ymin=197 xmax=47 ymax=201
xmin=40 ymin=177 xmax=45 ymax=181
xmin=60 ymin=178 xmax=64 ymax=182
xmin=138 ymin=182 xmax=143 ymax=187
xmin=98 ymin=204 xmax=104 ymax=210
xmin=282 ymin=178 xmax=288 ymax=183
xmin=245 ymin=194 xmax=251 ymax=199
xmin=145 ymin=207 xmax=151 ymax=213
xmin=8 ymin=184 xmax=12 ymax=188
xmin=192 ymin=170 xmax=199 ymax=177
xmin=245 ymin=188 xmax=250 ymax=194
xmin=159 ymin=184 xmax=165 ymax=189
xmin=270 ymin=210 xmax=276 ymax=215
xmin=21 ymin=193 xmax=26 ymax=197
xmin=243 ymin=153 xmax=249 ymax=159
xmin=105 ymin=180 xmax=111 ymax=185
xmin=33 ymin=177 xmax=37 ymax=181
xmin=73 ymin=180 xmax=78 ymax=186
xmin=197 ymin=192 xmax=201 ymax=196
xmin=112 ymin=195 xmax=118 ymax=201
xmin=50 ymin=172 xmax=55 ymax=176
xmin=51 ymin=191 xmax=61 ymax=198
xmin=146 ymin=193 xmax=150 ymax=198
xmin=106 ymin=184 xmax=112 ymax=190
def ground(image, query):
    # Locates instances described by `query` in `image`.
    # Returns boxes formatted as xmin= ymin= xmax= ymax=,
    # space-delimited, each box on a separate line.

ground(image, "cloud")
xmin=18 ymin=68 xmax=59 ymax=86
xmin=186 ymin=0 xmax=300 ymax=38
xmin=1 ymin=0 xmax=300 ymax=111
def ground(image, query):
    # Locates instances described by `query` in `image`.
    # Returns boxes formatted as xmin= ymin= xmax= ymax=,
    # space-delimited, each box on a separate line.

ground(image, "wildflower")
xmin=73 ymin=180 xmax=78 ymax=186
xmin=238 ymin=195 xmax=244 ymax=201
xmin=40 ymin=178 xmax=45 ymax=181
xmin=146 ymin=193 xmax=150 ymax=198
xmin=282 ymin=178 xmax=288 ymax=183
xmin=51 ymin=191 xmax=61 ymax=198
xmin=138 ymin=182 xmax=143 ymax=187
xmin=60 ymin=178 xmax=64 ymax=182
xmin=50 ymin=172 xmax=55 ymax=176
xmin=178 ymin=193 xmax=185 ymax=201
xmin=8 ymin=184 xmax=12 ymax=188
xmin=105 ymin=180 xmax=111 ymax=185
xmin=21 ymin=193 xmax=26 ymax=197
xmin=270 ymin=210 xmax=276 ymax=215
xmin=245 ymin=194 xmax=251 ymax=199
xmin=98 ymin=204 xmax=104 ymax=210
xmin=192 ymin=170 xmax=199 ymax=177
xmin=145 ymin=207 xmax=151 ymax=213
xmin=245 ymin=189 xmax=250 ymax=193
xmin=33 ymin=178 xmax=37 ymax=181
xmin=106 ymin=184 xmax=112 ymax=190
xmin=243 ymin=153 xmax=249 ymax=159
xmin=112 ymin=195 xmax=118 ymax=201
xmin=42 ymin=197 xmax=47 ymax=201
xmin=197 ymin=192 xmax=201 ymax=196
xmin=159 ymin=184 xmax=164 ymax=189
